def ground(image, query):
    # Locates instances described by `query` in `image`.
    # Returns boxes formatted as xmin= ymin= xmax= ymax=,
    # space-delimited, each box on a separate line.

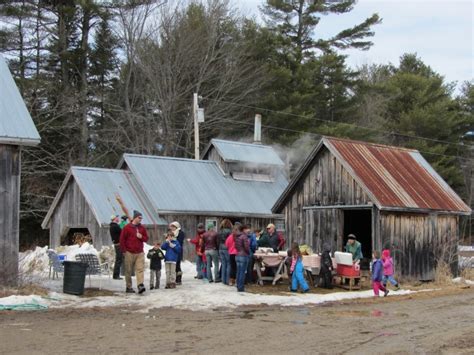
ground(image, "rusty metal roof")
xmin=273 ymin=137 xmax=471 ymax=214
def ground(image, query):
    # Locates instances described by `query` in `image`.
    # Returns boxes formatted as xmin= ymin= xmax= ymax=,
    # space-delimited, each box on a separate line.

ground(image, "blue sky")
xmin=235 ymin=0 xmax=473 ymax=93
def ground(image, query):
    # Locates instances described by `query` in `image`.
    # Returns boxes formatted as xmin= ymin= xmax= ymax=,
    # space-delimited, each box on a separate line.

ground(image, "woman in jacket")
xmin=234 ymin=224 xmax=250 ymax=292
xmin=218 ymin=219 xmax=233 ymax=285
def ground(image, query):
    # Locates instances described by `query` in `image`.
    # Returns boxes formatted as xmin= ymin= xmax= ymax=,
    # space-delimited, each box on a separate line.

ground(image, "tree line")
xmin=0 ymin=0 xmax=472 ymax=246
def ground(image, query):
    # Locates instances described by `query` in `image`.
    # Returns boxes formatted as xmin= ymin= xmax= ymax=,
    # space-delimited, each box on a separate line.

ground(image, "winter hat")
xmin=266 ymin=223 xmax=275 ymax=229
xmin=111 ymin=214 xmax=119 ymax=221
xmin=323 ymin=242 xmax=332 ymax=252
xmin=170 ymin=221 xmax=181 ymax=229
xmin=207 ymin=222 xmax=214 ymax=230
xmin=121 ymin=215 xmax=128 ymax=221
xmin=347 ymin=234 xmax=356 ymax=240
xmin=133 ymin=210 xmax=143 ymax=219
xmin=197 ymin=223 xmax=205 ymax=229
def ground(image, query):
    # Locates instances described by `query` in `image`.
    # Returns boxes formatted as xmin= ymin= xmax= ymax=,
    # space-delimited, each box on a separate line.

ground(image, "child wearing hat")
xmin=161 ymin=231 xmax=181 ymax=289
xmin=147 ymin=243 xmax=165 ymax=289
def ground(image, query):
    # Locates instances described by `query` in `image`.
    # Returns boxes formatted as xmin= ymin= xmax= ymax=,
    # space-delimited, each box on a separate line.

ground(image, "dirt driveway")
xmin=1 ymin=288 xmax=473 ymax=354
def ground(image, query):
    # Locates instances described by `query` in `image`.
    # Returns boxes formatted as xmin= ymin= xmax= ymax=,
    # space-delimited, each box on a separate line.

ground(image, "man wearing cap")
xmin=120 ymin=210 xmax=148 ymax=293
xmin=203 ymin=222 xmax=220 ymax=282
xmin=258 ymin=223 xmax=285 ymax=252
xmin=109 ymin=215 xmax=123 ymax=280
xmin=345 ymin=234 xmax=363 ymax=262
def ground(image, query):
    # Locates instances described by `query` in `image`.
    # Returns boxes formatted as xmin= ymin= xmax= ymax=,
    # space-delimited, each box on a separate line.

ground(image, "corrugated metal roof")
xmin=273 ymin=136 xmax=471 ymax=214
xmin=123 ymin=154 xmax=288 ymax=216
xmin=325 ymin=137 xmax=471 ymax=213
xmin=0 ymin=54 xmax=40 ymax=146
xmin=42 ymin=167 xmax=167 ymax=228
xmin=204 ymin=139 xmax=285 ymax=166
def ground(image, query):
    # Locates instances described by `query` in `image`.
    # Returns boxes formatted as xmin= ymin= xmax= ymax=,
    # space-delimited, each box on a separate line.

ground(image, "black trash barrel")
xmin=63 ymin=261 xmax=88 ymax=295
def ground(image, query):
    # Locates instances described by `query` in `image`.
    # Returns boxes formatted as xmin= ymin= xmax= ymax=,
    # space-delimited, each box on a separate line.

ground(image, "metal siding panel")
xmin=0 ymin=55 xmax=41 ymax=145
xmin=210 ymin=139 xmax=284 ymax=166
xmin=326 ymin=137 xmax=471 ymax=213
xmin=124 ymin=155 xmax=288 ymax=216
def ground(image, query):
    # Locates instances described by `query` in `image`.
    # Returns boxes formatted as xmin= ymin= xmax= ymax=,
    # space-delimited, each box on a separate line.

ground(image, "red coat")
xmin=120 ymin=223 xmax=148 ymax=253
xmin=190 ymin=230 xmax=205 ymax=256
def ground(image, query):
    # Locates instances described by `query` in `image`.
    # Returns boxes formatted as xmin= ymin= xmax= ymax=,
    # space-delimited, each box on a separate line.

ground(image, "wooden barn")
xmin=44 ymin=139 xmax=288 ymax=257
xmin=42 ymin=167 xmax=168 ymax=249
xmin=272 ymin=137 xmax=471 ymax=280
xmin=0 ymin=55 xmax=41 ymax=285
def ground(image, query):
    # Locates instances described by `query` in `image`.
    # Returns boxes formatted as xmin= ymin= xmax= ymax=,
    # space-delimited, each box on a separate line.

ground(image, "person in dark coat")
xmin=169 ymin=221 xmax=185 ymax=285
xmin=109 ymin=215 xmax=123 ymax=280
xmin=147 ymin=243 xmax=164 ymax=289
xmin=234 ymin=224 xmax=250 ymax=292
xmin=320 ymin=242 xmax=333 ymax=289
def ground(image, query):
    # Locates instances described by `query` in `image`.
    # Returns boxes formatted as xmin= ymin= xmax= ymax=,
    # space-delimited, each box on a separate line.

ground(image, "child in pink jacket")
xmin=382 ymin=249 xmax=400 ymax=290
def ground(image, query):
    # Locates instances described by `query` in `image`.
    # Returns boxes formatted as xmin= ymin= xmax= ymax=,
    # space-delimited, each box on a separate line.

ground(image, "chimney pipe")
xmin=254 ymin=114 xmax=262 ymax=144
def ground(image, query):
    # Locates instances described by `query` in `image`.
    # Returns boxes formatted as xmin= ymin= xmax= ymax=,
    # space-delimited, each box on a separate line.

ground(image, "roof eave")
xmin=0 ymin=137 xmax=40 ymax=146
xmin=157 ymin=209 xmax=284 ymax=219
xmin=379 ymin=206 xmax=472 ymax=216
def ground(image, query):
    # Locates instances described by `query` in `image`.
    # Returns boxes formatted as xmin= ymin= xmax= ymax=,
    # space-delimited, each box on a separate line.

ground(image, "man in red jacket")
xmin=120 ymin=210 xmax=148 ymax=293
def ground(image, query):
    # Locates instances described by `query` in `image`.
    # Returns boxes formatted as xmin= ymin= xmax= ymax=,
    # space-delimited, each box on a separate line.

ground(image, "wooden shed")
xmin=272 ymin=137 xmax=471 ymax=280
xmin=0 ymin=55 xmax=40 ymax=286
xmin=42 ymin=167 xmax=168 ymax=249
xmin=44 ymin=139 xmax=288 ymax=258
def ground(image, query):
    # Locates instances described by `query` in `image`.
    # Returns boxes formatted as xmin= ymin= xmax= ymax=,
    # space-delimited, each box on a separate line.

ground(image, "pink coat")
xmin=382 ymin=249 xmax=394 ymax=276
xmin=225 ymin=234 xmax=237 ymax=255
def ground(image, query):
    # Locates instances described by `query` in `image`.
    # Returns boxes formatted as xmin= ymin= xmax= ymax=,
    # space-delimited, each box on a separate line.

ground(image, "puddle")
xmin=291 ymin=320 xmax=308 ymax=325
xmin=294 ymin=307 xmax=311 ymax=316
xmin=239 ymin=311 xmax=255 ymax=319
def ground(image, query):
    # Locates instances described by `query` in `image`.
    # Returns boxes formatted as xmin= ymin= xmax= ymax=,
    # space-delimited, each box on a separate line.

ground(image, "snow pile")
xmin=452 ymin=277 xmax=474 ymax=286
xmin=14 ymin=246 xmax=432 ymax=312
xmin=19 ymin=246 xmax=50 ymax=276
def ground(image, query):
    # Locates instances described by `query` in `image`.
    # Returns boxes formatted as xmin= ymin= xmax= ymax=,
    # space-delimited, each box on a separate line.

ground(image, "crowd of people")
xmin=111 ymin=211 xmax=399 ymax=296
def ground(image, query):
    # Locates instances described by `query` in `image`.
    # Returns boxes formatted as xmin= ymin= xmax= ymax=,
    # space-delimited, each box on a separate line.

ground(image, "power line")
xmin=213 ymin=117 xmax=474 ymax=163
xmin=202 ymin=96 xmax=471 ymax=149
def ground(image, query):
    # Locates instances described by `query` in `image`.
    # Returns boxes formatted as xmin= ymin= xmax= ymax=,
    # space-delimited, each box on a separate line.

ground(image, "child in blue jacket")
xmin=161 ymin=232 xmax=182 ymax=289
xmin=372 ymin=250 xmax=389 ymax=297
xmin=290 ymin=244 xmax=309 ymax=293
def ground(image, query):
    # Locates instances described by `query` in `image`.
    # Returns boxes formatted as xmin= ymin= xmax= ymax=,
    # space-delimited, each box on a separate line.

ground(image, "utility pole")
xmin=193 ymin=92 xmax=205 ymax=160
xmin=193 ymin=93 xmax=199 ymax=160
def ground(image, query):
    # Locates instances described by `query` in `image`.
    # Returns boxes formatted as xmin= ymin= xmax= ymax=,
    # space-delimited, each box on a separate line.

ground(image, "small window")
xmin=275 ymin=220 xmax=285 ymax=232
xmin=205 ymin=218 xmax=218 ymax=231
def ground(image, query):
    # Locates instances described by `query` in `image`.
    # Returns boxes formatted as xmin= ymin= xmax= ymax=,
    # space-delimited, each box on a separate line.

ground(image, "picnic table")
xmin=253 ymin=253 xmax=288 ymax=286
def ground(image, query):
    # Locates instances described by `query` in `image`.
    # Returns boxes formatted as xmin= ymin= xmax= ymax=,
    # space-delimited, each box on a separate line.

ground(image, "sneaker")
xmin=156 ymin=285 xmax=160 ymax=289
xmin=395 ymin=285 xmax=400 ymax=290
xmin=290 ymin=289 xmax=297 ymax=293
xmin=165 ymin=284 xmax=170 ymax=289
xmin=302 ymin=289 xmax=310 ymax=293
xmin=384 ymin=289 xmax=389 ymax=297
xmin=150 ymin=286 xmax=154 ymax=290
xmin=126 ymin=288 xmax=135 ymax=293
xmin=138 ymin=284 xmax=146 ymax=294
xmin=208 ymin=280 xmax=214 ymax=283
xmin=113 ymin=277 xmax=123 ymax=280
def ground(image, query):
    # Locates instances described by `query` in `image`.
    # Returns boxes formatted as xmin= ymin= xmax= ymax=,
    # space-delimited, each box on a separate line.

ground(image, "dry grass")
xmin=434 ymin=261 xmax=454 ymax=286
xmin=0 ymin=283 xmax=49 ymax=298
xmin=460 ymin=267 xmax=474 ymax=281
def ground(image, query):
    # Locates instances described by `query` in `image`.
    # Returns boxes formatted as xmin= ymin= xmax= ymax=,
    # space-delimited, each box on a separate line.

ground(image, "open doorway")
xmin=62 ymin=228 xmax=91 ymax=246
xmin=343 ymin=209 xmax=372 ymax=270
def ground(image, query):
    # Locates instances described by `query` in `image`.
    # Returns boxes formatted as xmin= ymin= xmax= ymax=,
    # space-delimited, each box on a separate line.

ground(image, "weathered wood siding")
xmin=48 ymin=179 xmax=160 ymax=249
xmin=0 ymin=144 xmax=20 ymax=286
xmin=283 ymin=147 xmax=371 ymax=244
xmin=378 ymin=212 xmax=459 ymax=280
xmin=49 ymin=179 xmax=102 ymax=248
xmin=304 ymin=208 xmax=344 ymax=253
